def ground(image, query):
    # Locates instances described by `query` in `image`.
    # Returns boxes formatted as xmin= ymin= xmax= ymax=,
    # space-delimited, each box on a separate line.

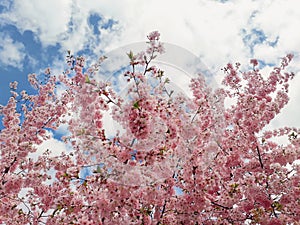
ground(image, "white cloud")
xmin=35 ymin=137 xmax=68 ymax=156
xmin=1 ymin=0 xmax=299 ymax=141
xmin=79 ymin=0 xmax=258 ymax=71
xmin=28 ymin=130 xmax=70 ymax=160
xmin=253 ymin=44 xmax=280 ymax=65
xmin=0 ymin=34 xmax=25 ymax=69
xmin=1 ymin=0 xmax=299 ymax=68
xmin=0 ymin=0 xmax=72 ymax=49
xmin=251 ymin=0 xmax=300 ymax=60
xmin=0 ymin=0 xmax=11 ymax=9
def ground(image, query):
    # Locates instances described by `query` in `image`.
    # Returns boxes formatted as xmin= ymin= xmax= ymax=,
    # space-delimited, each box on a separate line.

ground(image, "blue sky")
xmin=0 ymin=0 xmax=300 ymax=142
xmin=0 ymin=2 xmax=117 ymax=104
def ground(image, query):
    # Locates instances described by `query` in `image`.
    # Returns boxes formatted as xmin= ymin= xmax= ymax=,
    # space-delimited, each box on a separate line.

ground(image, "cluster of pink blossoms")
xmin=0 ymin=31 xmax=299 ymax=224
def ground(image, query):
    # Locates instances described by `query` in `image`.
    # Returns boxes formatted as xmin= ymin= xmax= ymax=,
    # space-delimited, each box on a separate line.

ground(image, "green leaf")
xmin=230 ymin=183 xmax=239 ymax=189
xmin=94 ymin=165 xmax=102 ymax=173
xmin=57 ymin=204 xmax=63 ymax=210
xmin=133 ymin=101 xmax=139 ymax=109
xmin=158 ymin=70 xmax=164 ymax=77
xmin=127 ymin=50 xmax=134 ymax=61
xmin=77 ymin=129 xmax=85 ymax=135
xmin=85 ymin=75 xmax=90 ymax=83
xmin=273 ymin=201 xmax=283 ymax=210
xmin=83 ymin=181 xmax=88 ymax=187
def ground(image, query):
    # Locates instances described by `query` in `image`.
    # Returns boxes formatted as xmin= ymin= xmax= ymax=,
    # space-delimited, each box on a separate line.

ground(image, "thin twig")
xmin=211 ymin=201 xmax=233 ymax=210
xmin=256 ymin=146 xmax=264 ymax=169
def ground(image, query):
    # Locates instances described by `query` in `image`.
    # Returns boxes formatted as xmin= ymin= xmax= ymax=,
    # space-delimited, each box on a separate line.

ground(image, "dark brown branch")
xmin=160 ymin=200 xmax=167 ymax=219
xmin=256 ymin=146 xmax=264 ymax=169
xmin=211 ymin=201 xmax=233 ymax=210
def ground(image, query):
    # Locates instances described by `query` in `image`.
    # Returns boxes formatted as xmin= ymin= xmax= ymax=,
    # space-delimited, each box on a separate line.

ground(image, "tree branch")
xmin=256 ymin=146 xmax=264 ymax=169
xmin=211 ymin=201 xmax=233 ymax=210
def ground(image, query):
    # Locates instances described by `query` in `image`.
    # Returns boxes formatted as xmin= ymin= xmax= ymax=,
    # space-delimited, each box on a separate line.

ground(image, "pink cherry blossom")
xmin=0 ymin=32 xmax=299 ymax=224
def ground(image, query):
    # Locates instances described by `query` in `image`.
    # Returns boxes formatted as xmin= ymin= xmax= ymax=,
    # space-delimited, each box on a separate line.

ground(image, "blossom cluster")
xmin=0 ymin=32 xmax=299 ymax=224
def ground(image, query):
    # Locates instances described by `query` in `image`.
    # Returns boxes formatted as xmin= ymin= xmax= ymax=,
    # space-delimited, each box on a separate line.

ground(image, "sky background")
xmin=0 ymin=0 xmax=299 ymax=148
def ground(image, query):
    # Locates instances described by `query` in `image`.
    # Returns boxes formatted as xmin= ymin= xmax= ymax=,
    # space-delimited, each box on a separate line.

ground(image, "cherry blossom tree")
xmin=0 ymin=31 xmax=299 ymax=225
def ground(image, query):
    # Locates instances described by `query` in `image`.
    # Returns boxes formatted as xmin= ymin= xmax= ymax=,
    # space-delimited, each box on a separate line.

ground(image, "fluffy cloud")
xmin=28 ymin=130 xmax=70 ymax=160
xmin=1 ymin=0 xmax=299 ymax=134
xmin=2 ymin=0 xmax=299 ymax=70
xmin=1 ymin=0 xmax=72 ymax=46
xmin=0 ymin=33 xmax=25 ymax=69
